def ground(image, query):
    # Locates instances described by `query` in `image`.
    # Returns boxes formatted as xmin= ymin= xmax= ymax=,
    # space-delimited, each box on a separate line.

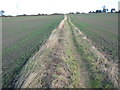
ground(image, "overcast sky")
xmin=0 ymin=0 xmax=119 ymax=15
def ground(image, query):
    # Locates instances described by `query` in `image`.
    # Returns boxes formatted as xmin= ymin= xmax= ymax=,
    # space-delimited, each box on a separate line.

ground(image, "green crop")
xmin=2 ymin=15 xmax=64 ymax=87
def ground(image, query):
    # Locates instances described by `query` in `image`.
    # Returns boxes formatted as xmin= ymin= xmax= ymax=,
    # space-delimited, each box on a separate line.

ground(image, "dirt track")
xmin=14 ymin=15 xmax=118 ymax=88
xmin=13 ymin=15 xmax=90 ymax=88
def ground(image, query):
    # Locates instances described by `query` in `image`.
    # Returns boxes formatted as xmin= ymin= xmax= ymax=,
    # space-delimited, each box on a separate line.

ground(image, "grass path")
xmin=13 ymin=16 xmax=90 ymax=88
xmin=14 ymin=15 xmax=118 ymax=88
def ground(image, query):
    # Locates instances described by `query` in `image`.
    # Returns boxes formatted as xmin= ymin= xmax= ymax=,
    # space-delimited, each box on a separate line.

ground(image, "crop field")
xmin=69 ymin=14 xmax=118 ymax=62
xmin=2 ymin=13 xmax=118 ymax=88
xmin=2 ymin=15 xmax=63 ymax=87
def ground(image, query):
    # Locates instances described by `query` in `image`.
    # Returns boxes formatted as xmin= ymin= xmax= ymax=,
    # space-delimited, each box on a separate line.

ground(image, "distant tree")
xmin=106 ymin=9 xmax=108 ymax=12
xmin=42 ymin=14 xmax=45 ymax=16
xmin=111 ymin=8 xmax=115 ymax=13
xmin=69 ymin=12 xmax=74 ymax=14
xmin=81 ymin=12 xmax=85 ymax=14
xmin=76 ymin=12 xmax=80 ymax=14
xmin=96 ymin=10 xmax=99 ymax=13
xmin=23 ymin=14 xmax=26 ymax=16
xmin=99 ymin=10 xmax=102 ymax=13
xmin=89 ymin=11 xmax=92 ymax=13
xmin=96 ymin=10 xmax=102 ymax=13
xmin=0 ymin=10 xmax=5 ymax=16
xmin=115 ymin=11 xmax=119 ymax=13
xmin=38 ymin=13 xmax=41 ymax=16
xmin=5 ymin=15 xmax=12 ymax=17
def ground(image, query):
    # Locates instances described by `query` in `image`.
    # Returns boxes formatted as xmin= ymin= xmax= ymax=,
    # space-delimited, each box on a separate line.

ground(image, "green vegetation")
xmin=2 ymin=15 xmax=63 ymax=87
xmin=2 ymin=14 xmax=118 ymax=88
xmin=68 ymin=18 xmax=113 ymax=88
xmin=64 ymin=42 xmax=81 ymax=88
xmin=69 ymin=14 xmax=118 ymax=62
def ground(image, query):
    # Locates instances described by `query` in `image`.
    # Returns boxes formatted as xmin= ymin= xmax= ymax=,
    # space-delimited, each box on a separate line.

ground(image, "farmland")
xmin=2 ymin=13 xmax=118 ymax=88
xmin=2 ymin=15 xmax=63 ymax=87
xmin=69 ymin=14 xmax=118 ymax=62
xmin=68 ymin=14 xmax=118 ymax=87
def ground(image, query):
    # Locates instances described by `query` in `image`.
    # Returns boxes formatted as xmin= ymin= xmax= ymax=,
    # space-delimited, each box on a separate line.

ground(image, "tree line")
xmin=69 ymin=6 xmax=120 ymax=14
xmin=1 ymin=6 xmax=120 ymax=17
xmin=0 ymin=10 xmax=64 ymax=17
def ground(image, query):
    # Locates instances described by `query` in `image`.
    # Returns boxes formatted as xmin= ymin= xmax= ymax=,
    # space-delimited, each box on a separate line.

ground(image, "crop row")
xmin=2 ymin=15 xmax=63 ymax=87
xmin=69 ymin=14 xmax=118 ymax=62
xmin=68 ymin=18 xmax=115 ymax=88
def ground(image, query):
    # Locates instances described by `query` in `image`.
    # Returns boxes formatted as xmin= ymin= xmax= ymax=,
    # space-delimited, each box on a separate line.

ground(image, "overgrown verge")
xmin=67 ymin=17 xmax=117 ymax=88
xmin=62 ymin=20 xmax=85 ymax=88
xmin=69 ymin=14 xmax=118 ymax=63
xmin=14 ymin=16 xmax=88 ymax=88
